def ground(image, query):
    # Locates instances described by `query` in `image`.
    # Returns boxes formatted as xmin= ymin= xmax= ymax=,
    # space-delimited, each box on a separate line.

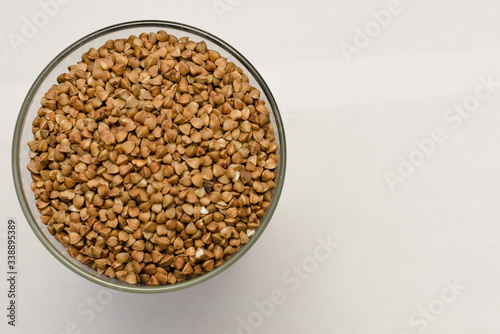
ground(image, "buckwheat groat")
xmin=27 ymin=30 xmax=278 ymax=285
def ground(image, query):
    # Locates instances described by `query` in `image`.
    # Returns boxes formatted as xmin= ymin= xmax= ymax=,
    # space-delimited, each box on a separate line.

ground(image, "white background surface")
xmin=2 ymin=0 xmax=500 ymax=333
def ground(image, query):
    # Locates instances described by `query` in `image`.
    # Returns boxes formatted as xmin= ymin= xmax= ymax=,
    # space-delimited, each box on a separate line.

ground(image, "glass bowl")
xmin=12 ymin=20 xmax=286 ymax=293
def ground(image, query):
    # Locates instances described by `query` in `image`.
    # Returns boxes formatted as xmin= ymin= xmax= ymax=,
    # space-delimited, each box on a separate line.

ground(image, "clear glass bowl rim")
xmin=12 ymin=20 xmax=287 ymax=293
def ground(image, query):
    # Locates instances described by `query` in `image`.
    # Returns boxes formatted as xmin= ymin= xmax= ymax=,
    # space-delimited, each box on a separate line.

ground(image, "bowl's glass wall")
xmin=14 ymin=21 xmax=286 ymax=293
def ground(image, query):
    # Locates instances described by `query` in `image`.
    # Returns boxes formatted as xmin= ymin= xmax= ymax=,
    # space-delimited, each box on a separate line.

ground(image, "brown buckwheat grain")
xmin=27 ymin=30 xmax=278 ymax=286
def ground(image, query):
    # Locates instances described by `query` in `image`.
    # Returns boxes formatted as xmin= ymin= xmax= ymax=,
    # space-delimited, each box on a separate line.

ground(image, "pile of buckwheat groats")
xmin=26 ymin=30 xmax=278 ymax=285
